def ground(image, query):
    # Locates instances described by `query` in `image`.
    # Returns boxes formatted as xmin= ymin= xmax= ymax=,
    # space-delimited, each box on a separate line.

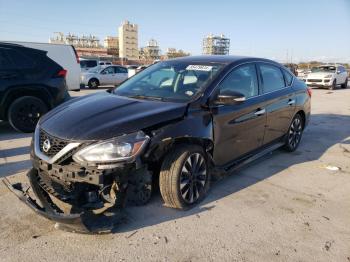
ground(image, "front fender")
xmin=144 ymin=109 xmax=213 ymax=162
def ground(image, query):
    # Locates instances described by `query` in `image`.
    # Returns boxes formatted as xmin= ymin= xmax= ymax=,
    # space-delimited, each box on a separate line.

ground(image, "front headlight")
xmin=73 ymin=131 xmax=149 ymax=165
xmin=324 ymin=74 xmax=333 ymax=78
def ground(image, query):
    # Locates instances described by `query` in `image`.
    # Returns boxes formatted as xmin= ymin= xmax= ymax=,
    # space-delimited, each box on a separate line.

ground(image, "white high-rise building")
xmin=118 ymin=20 xmax=139 ymax=60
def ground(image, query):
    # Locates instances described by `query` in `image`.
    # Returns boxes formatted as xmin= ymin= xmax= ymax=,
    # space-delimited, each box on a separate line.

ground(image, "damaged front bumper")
xmin=2 ymin=168 xmax=125 ymax=234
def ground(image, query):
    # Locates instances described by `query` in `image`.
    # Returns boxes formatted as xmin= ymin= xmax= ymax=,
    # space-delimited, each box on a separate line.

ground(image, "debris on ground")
xmin=126 ymin=231 xmax=138 ymax=239
xmin=324 ymin=241 xmax=334 ymax=251
xmin=321 ymin=165 xmax=341 ymax=171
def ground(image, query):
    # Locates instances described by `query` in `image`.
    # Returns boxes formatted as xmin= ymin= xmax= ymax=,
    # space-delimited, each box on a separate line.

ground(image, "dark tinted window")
xmin=260 ymin=64 xmax=285 ymax=93
xmin=217 ymin=63 xmax=259 ymax=98
xmin=283 ymin=69 xmax=293 ymax=86
xmin=115 ymin=66 xmax=128 ymax=73
xmin=80 ymin=60 xmax=98 ymax=68
xmin=5 ymin=48 xmax=35 ymax=69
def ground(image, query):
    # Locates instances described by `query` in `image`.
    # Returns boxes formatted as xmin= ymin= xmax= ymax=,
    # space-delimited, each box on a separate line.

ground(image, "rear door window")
xmin=259 ymin=64 xmax=285 ymax=93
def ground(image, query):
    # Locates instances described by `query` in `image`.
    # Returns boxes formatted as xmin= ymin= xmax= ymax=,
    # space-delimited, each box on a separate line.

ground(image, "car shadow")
xmin=0 ymin=121 xmax=32 ymax=177
xmin=110 ymin=113 xmax=350 ymax=233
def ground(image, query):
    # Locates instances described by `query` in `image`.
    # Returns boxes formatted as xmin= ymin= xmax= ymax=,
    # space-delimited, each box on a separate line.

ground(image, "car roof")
xmin=166 ymin=55 xmax=280 ymax=66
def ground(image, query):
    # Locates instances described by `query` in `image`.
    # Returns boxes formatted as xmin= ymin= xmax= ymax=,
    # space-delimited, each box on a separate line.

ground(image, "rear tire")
xmin=284 ymin=114 xmax=304 ymax=152
xmin=159 ymin=144 xmax=210 ymax=209
xmin=341 ymin=78 xmax=348 ymax=89
xmin=7 ymin=96 xmax=48 ymax=133
xmin=88 ymin=78 xmax=99 ymax=89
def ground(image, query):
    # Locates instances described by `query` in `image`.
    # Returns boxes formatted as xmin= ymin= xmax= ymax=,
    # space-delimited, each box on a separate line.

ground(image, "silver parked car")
xmin=81 ymin=65 xmax=129 ymax=88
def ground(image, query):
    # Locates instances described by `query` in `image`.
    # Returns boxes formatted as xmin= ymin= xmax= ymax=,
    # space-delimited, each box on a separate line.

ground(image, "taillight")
xmin=55 ymin=69 xmax=67 ymax=78
xmin=307 ymin=87 xmax=312 ymax=97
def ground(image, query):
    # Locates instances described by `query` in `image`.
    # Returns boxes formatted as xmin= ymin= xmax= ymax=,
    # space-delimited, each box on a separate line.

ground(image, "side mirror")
xmin=213 ymin=90 xmax=246 ymax=105
xmin=336 ymin=70 xmax=341 ymax=74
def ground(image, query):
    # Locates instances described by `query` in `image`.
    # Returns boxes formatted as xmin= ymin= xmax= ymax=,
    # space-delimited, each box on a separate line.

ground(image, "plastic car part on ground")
xmin=2 ymin=169 xmax=127 ymax=234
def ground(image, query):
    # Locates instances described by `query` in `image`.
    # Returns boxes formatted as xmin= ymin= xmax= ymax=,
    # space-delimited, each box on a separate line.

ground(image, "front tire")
xmin=159 ymin=145 xmax=210 ymax=209
xmin=341 ymin=78 xmax=348 ymax=89
xmin=284 ymin=114 xmax=304 ymax=152
xmin=329 ymin=79 xmax=336 ymax=90
xmin=88 ymin=78 xmax=99 ymax=89
xmin=8 ymin=96 xmax=48 ymax=133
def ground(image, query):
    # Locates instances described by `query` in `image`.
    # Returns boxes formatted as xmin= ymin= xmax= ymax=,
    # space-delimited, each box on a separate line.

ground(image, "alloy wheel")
xmin=288 ymin=117 xmax=302 ymax=150
xmin=15 ymin=103 xmax=42 ymax=127
xmin=179 ymin=153 xmax=207 ymax=204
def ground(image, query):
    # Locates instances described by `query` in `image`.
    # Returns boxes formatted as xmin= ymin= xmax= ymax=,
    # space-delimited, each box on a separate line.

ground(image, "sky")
xmin=0 ymin=0 xmax=349 ymax=63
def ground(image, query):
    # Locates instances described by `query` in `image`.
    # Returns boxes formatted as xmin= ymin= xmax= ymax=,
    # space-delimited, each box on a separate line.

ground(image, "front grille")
xmin=39 ymin=129 xmax=69 ymax=157
xmin=307 ymin=79 xmax=322 ymax=83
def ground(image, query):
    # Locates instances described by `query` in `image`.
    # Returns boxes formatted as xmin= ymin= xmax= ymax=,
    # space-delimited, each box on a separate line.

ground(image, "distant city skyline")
xmin=0 ymin=0 xmax=349 ymax=63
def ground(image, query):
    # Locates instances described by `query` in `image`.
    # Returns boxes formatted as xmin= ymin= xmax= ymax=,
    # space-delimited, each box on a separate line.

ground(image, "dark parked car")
xmin=4 ymin=56 xmax=311 ymax=233
xmin=0 ymin=43 xmax=69 ymax=132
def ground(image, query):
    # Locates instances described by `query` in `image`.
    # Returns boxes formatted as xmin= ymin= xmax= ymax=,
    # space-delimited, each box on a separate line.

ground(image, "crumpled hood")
xmin=39 ymin=92 xmax=187 ymax=141
xmin=307 ymin=72 xmax=334 ymax=78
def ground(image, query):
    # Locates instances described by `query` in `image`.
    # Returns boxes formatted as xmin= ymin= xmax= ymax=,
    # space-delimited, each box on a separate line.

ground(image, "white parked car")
xmin=80 ymin=65 xmax=128 ymax=88
xmin=6 ymin=41 xmax=81 ymax=91
xmin=305 ymin=65 xmax=348 ymax=90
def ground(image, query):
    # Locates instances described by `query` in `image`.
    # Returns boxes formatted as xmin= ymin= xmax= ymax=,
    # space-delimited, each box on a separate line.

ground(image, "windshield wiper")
xmin=128 ymin=94 xmax=165 ymax=101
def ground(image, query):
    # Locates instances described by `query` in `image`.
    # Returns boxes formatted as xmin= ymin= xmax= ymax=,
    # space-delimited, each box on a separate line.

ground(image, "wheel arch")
xmin=146 ymin=136 xmax=214 ymax=164
xmin=1 ymin=87 xmax=52 ymax=121
xmin=295 ymin=110 xmax=306 ymax=129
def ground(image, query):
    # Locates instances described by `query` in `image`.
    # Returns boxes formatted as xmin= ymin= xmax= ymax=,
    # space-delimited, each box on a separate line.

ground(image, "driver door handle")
xmin=254 ymin=108 xmax=266 ymax=116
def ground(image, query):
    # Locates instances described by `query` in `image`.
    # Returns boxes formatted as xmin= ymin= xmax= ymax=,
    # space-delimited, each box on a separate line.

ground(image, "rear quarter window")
xmin=0 ymin=49 xmax=14 ymax=70
xmin=4 ymin=48 xmax=35 ymax=70
xmin=283 ymin=69 xmax=294 ymax=86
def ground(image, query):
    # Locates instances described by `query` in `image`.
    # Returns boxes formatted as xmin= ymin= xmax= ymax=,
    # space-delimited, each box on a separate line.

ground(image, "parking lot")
xmin=0 ymin=87 xmax=350 ymax=261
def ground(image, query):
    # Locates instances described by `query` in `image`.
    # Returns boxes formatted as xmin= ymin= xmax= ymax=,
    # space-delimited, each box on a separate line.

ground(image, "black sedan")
xmin=4 ymin=55 xmax=311 ymax=233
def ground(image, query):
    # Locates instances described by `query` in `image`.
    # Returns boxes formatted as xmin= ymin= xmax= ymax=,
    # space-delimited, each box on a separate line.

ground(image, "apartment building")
xmin=202 ymin=34 xmax=230 ymax=55
xmin=118 ymin=20 xmax=139 ymax=60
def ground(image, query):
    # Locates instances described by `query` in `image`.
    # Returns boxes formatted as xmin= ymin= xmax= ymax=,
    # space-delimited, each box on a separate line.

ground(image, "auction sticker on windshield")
xmin=186 ymin=65 xmax=213 ymax=71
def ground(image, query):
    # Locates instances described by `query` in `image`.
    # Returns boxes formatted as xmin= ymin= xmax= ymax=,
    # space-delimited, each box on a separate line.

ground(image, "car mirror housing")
xmin=213 ymin=90 xmax=246 ymax=105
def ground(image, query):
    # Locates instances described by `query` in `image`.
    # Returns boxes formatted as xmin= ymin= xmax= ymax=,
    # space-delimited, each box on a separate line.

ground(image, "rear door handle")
xmin=288 ymin=99 xmax=296 ymax=106
xmin=254 ymin=108 xmax=266 ymax=116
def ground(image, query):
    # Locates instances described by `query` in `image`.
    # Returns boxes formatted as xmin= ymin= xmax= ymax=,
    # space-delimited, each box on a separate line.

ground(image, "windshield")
xmin=312 ymin=66 xmax=336 ymax=73
xmin=113 ymin=61 xmax=225 ymax=102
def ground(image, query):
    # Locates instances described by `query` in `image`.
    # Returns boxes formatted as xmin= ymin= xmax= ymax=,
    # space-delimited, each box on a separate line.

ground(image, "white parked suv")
xmin=81 ymin=65 xmax=128 ymax=88
xmin=305 ymin=64 xmax=348 ymax=90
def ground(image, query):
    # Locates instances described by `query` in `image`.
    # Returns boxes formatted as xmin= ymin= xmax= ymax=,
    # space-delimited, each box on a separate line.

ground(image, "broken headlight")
xmin=73 ymin=131 xmax=149 ymax=165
